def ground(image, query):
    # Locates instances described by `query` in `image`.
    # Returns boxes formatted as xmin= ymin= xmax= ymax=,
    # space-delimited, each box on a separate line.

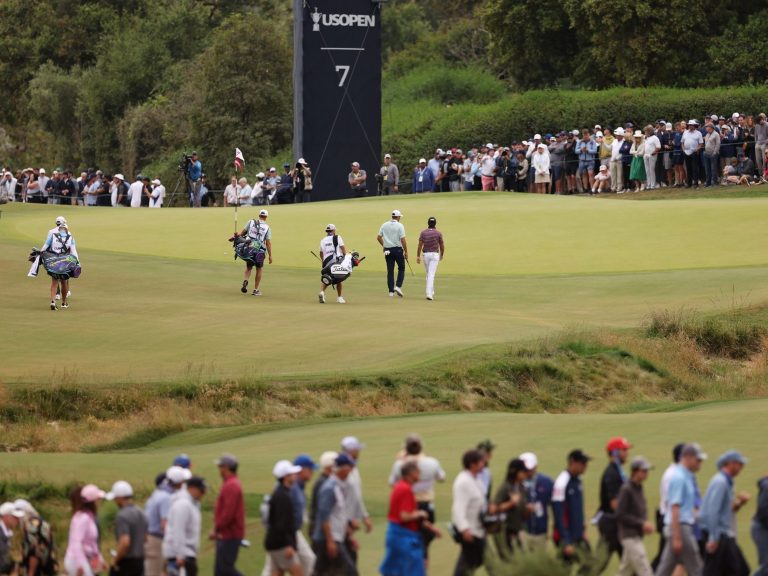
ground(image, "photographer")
xmin=185 ymin=151 xmax=203 ymax=208
xmin=292 ymin=158 xmax=312 ymax=203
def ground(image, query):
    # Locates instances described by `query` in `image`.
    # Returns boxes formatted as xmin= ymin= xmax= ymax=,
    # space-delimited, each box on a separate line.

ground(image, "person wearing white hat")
xmin=340 ymin=436 xmax=373 ymax=539
xmin=251 ymin=172 xmax=266 ymax=206
xmin=629 ymin=130 xmax=647 ymax=192
xmin=526 ymin=135 xmax=543 ymax=192
xmin=111 ymin=174 xmax=128 ymax=206
xmin=318 ymin=223 xmax=347 ymax=304
xmin=412 ymin=158 xmax=435 ymax=193
xmin=292 ymin=158 xmax=312 ymax=203
xmin=12 ymin=499 xmax=59 ymax=576
xmin=39 ymin=216 xmax=79 ymax=310
xmin=518 ymin=452 xmax=554 ymax=552
xmin=532 ymin=143 xmax=551 ymax=194
xmin=593 ymin=164 xmax=611 ymax=194
xmin=378 ymin=153 xmax=399 ymax=196
xmin=309 ymin=451 xmax=339 ymax=540
xmin=149 ymin=178 xmax=166 ymax=208
xmin=265 ymin=461 xmax=304 ymax=576
xmin=610 ymin=127 xmax=629 ymax=193
xmin=0 ymin=502 xmax=24 ymax=574
xmin=37 ymin=168 xmax=50 ymax=204
xmin=64 ymin=485 xmax=106 ymax=576
xmin=235 ymin=209 xmax=272 ymax=296
xmin=0 ymin=170 xmax=16 ymax=204
xmin=479 ymin=144 xmax=497 ymax=191
xmin=163 ymin=476 xmax=206 ymax=576
xmin=643 ymin=124 xmax=661 ymax=190
xmin=682 ymin=120 xmax=704 ymax=188
xmin=348 ymin=161 xmax=367 ymax=198
xmin=106 ymin=481 xmax=148 ymax=576
xmin=377 ymin=210 xmax=408 ymax=297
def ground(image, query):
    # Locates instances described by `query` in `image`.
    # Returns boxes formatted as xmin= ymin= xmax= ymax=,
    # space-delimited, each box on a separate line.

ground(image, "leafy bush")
xmin=386 ymin=65 xmax=505 ymax=105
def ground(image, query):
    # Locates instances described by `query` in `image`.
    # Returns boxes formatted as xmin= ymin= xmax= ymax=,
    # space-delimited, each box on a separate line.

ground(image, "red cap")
xmin=606 ymin=437 xmax=632 ymax=452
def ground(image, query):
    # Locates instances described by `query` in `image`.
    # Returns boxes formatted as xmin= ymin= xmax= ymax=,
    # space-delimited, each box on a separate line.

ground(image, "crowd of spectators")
xmin=410 ymin=112 xmax=768 ymax=196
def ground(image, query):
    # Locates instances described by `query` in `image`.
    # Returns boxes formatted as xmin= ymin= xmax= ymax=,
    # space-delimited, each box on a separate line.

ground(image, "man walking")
xmin=164 ymin=476 xmax=207 ymax=576
xmin=700 ymin=450 xmax=751 ymax=576
xmin=616 ymin=457 xmax=655 ymax=576
xmin=265 ymin=460 xmax=304 ymax=576
xmin=596 ymin=437 xmax=632 ymax=572
xmin=340 ymin=437 xmax=373 ymax=536
xmin=318 ymin=224 xmax=347 ymax=304
xmin=310 ymin=452 xmax=338 ymax=540
xmin=290 ymin=456 xmax=318 ymax=575
xmin=655 ymin=443 xmax=707 ymax=576
xmin=211 ymin=454 xmax=245 ymax=576
xmin=416 ymin=217 xmax=445 ymax=301
xmin=651 ymin=443 xmax=685 ymax=571
xmin=106 ymin=481 xmax=148 ymax=576
xmin=237 ymin=209 xmax=273 ymax=296
xmin=519 ymin=452 xmax=554 ymax=551
xmin=377 ymin=210 xmax=408 ymax=298
xmin=451 ymin=449 xmax=488 ymax=576
xmin=145 ymin=472 xmax=174 ymax=576
xmin=379 ymin=154 xmax=399 ymax=196
xmin=552 ymin=449 xmax=593 ymax=569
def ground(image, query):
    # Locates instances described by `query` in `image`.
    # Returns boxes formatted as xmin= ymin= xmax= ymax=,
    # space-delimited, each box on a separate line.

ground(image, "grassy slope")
xmin=2 ymin=401 xmax=766 ymax=574
xmin=1 ymin=194 xmax=768 ymax=385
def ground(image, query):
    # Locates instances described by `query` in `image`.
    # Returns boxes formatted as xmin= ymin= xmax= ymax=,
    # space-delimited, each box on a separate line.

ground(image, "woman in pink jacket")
xmin=64 ymin=485 xmax=106 ymax=576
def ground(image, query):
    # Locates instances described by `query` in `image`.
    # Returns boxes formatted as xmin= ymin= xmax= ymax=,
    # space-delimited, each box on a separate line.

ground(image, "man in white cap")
xmin=236 ymin=209 xmax=272 ymax=296
xmin=164 ymin=476 xmax=207 ymax=576
xmin=348 ymin=162 xmax=367 ymax=198
xmin=412 ymin=158 xmax=435 ymax=193
xmin=149 ymin=179 xmax=165 ymax=208
xmin=292 ymin=158 xmax=312 ymax=204
xmin=682 ymin=120 xmax=704 ymax=188
xmin=519 ymin=452 xmax=554 ymax=551
xmin=655 ymin=443 xmax=707 ymax=576
xmin=0 ymin=502 xmax=24 ymax=574
xmin=318 ymin=223 xmax=347 ymax=304
xmin=265 ymin=461 xmax=304 ymax=576
xmin=479 ymin=144 xmax=497 ymax=191
xmin=107 ymin=481 xmax=148 ymax=576
xmin=310 ymin=452 xmax=339 ymax=539
xmin=377 ymin=210 xmax=408 ymax=297
xmin=378 ymin=154 xmax=399 ymax=196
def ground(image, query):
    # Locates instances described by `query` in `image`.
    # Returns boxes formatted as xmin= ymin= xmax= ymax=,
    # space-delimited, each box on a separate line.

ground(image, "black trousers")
xmin=313 ymin=539 xmax=358 ymax=576
xmin=702 ymin=534 xmax=750 ymax=576
xmin=418 ymin=502 xmax=436 ymax=558
xmin=453 ymin=537 xmax=485 ymax=576
xmin=384 ymin=247 xmax=405 ymax=292
xmin=214 ymin=539 xmax=242 ymax=576
xmin=165 ymin=557 xmax=198 ymax=576
xmin=110 ymin=557 xmax=144 ymax=576
xmin=685 ymin=152 xmax=700 ymax=186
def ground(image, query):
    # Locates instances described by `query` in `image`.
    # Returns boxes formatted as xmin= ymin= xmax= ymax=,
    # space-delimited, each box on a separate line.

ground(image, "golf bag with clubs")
xmin=28 ymin=248 xmax=82 ymax=279
xmin=229 ymin=234 xmax=266 ymax=266
xmin=321 ymin=252 xmax=363 ymax=286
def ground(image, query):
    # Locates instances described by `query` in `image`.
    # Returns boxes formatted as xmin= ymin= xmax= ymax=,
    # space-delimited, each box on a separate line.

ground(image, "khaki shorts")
xmin=269 ymin=548 xmax=300 ymax=571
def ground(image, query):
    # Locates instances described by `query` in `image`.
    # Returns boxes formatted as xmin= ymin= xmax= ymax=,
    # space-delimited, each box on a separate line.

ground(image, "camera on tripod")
xmin=178 ymin=153 xmax=193 ymax=172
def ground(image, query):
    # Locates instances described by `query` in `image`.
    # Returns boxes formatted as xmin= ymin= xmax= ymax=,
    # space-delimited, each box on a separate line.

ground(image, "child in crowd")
xmin=592 ymin=165 xmax=611 ymax=194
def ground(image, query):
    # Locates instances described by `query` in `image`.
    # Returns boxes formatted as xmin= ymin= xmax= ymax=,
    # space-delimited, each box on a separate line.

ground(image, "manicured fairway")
xmin=1 ymin=400 xmax=765 ymax=574
xmin=1 ymin=194 xmax=767 ymax=384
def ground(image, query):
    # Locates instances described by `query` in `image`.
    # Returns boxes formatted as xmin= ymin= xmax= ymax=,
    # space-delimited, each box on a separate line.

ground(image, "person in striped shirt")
xmin=416 ymin=217 xmax=445 ymax=301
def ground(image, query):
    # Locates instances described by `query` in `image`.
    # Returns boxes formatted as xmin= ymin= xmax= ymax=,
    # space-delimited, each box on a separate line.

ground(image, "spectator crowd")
xmin=1 ymin=433 xmax=767 ymax=576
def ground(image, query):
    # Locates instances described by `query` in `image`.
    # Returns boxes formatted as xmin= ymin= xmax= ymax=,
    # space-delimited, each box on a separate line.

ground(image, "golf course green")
xmin=1 ymin=193 xmax=767 ymax=385
xmin=1 ymin=402 xmax=766 ymax=574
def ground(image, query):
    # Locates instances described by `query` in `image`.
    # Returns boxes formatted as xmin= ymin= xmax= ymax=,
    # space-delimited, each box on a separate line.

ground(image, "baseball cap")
xmin=298 ymin=158 xmax=308 ymax=165
xmin=13 ymin=499 xmax=36 ymax=517
xmin=215 ymin=453 xmax=239 ymax=469
xmin=477 ymin=439 xmax=496 ymax=453
xmin=681 ymin=443 xmax=707 ymax=460
xmin=595 ymin=131 xmax=604 ymax=138
xmin=572 ymin=130 xmax=580 ymax=136
xmin=418 ymin=158 xmax=426 ymax=164
xmin=537 ymin=143 xmax=547 ymax=149
xmin=55 ymin=216 xmax=67 ymax=226
xmin=688 ymin=119 xmax=700 ymax=126
xmin=259 ymin=209 xmax=269 ymax=217
xmin=634 ymin=130 xmax=643 ymax=138
xmin=173 ymin=454 xmax=191 ymax=469
xmin=594 ymin=124 xmax=602 ymax=130
xmin=732 ymin=112 xmax=740 ymax=119
xmin=0 ymin=503 xmax=24 ymax=518
xmin=294 ymin=454 xmax=318 ymax=470
xmin=80 ymin=484 xmax=106 ymax=503
xmin=325 ymin=223 xmax=336 ymax=232
xmin=351 ymin=161 xmax=360 ymax=167
xmin=151 ymin=178 xmax=161 ymax=185
xmin=273 ymin=460 xmax=302 ymax=479
xmin=716 ymin=449 xmax=748 ymax=468
xmin=334 ymin=453 xmax=356 ymax=468
xmin=630 ymin=456 xmax=654 ymax=471
xmin=187 ymin=477 xmax=207 ymax=492
xmin=391 ymin=209 xmax=402 ymax=218
xmin=599 ymin=164 xmax=608 ymax=171
xmin=283 ymin=163 xmax=291 ymax=168
xmin=319 ymin=451 xmax=339 ymax=468
xmin=341 ymin=436 xmax=365 ymax=451
xmin=384 ymin=153 xmax=391 ymax=159
xmin=519 ymin=452 xmax=538 ymax=470
xmin=710 ymin=114 xmax=719 ymax=121
xmin=166 ymin=466 xmax=193 ymax=485
xmin=114 ymin=174 xmax=124 ymax=181
xmin=568 ymin=449 xmax=592 ymax=463
xmin=39 ymin=168 xmax=46 ymax=174
xmin=606 ymin=437 xmax=632 ymax=452
xmin=105 ymin=480 xmax=133 ymax=501
xmin=485 ymin=143 xmax=494 ymax=149
xmin=256 ymin=172 xmax=265 ymax=179
xmin=533 ymin=134 xmax=542 ymax=140
xmin=269 ymin=167 xmax=276 ymax=172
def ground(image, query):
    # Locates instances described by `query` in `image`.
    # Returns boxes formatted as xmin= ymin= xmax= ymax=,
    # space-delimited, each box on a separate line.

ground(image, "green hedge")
xmin=384 ymin=86 xmax=768 ymax=175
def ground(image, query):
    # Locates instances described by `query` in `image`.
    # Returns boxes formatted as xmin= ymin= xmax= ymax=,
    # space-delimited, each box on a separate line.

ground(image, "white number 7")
xmin=335 ymin=65 xmax=350 ymax=87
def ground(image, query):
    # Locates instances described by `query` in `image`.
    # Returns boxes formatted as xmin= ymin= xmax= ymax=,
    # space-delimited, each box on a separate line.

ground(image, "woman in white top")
xmin=643 ymin=125 xmax=661 ymax=190
xmin=532 ymin=143 xmax=551 ymax=194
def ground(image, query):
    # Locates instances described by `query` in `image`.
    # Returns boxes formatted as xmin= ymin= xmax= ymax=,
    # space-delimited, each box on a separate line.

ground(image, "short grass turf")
xmin=1 ymin=193 xmax=768 ymax=384
xmin=1 ymin=400 xmax=765 ymax=574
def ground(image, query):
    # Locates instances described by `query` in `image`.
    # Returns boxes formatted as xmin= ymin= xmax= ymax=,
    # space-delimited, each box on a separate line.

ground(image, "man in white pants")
xmin=416 ymin=216 xmax=445 ymax=301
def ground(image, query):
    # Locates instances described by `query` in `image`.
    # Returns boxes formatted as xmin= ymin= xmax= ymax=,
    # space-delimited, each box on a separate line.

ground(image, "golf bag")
xmin=28 ymin=248 xmax=81 ymax=279
xmin=229 ymin=234 xmax=265 ymax=266
xmin=321 ymin=252 xmax=362 ymax=286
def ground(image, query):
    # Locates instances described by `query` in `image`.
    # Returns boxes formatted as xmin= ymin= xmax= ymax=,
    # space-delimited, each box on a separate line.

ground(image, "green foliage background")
xmin=2 ymin=0 xmax=768 ymax=186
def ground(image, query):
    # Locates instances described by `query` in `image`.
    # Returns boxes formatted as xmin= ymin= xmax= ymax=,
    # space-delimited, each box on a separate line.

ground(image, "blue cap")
xmin=334 ymin=453 xmax=356 ymax=468
xmin=173 ymin=454 xmax=191 ymax=469
xmin=294 ymin=454 xmax=318 ymax=470
xmin=716 ymin=450 xmax=748 ymax=469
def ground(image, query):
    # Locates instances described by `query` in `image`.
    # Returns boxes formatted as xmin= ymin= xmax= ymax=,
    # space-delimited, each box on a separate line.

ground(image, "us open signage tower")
xmin=293 ymin=0 xmax=383 ymax=202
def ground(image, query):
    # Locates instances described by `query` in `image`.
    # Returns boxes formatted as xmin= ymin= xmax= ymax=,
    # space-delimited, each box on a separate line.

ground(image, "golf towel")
xmin=379 ymin=522 xmax=425 ymax=576
xmin=28 ymin=254 xmax=41 ymax=277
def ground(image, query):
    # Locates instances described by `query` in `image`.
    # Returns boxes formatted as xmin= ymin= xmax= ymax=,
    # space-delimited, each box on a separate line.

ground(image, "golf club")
xmin=406 ymin=257 xmax=415 ymax=276
xmin=310 ymin=250 xmax=322 ymax=262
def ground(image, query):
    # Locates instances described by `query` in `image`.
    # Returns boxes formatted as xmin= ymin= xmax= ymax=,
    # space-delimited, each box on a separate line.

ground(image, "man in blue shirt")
xmin=520 ymin=452 xmax=554 ymax=550
xmin=186 ymin=151 xmax=203 ymax=208
xmin=655 ymin=443 xmax=706 ymax=576
xmin=412 ymin=159 xmax=435 ymax=194
xmin=699 ymin=450 xmax=751 ymax=576
xmin=552 ymin=449 xmax=592 ymax=568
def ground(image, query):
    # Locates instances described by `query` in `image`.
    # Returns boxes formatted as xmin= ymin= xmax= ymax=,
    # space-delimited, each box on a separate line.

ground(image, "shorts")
xmin=578 ymin=160 xmax=595 ymax=174
xmin=673 ymin=152 xmax=684 ymax=166
xmin=565 ymin=160 xmax=578 ymax=175
xmin=551 ymin=164 xmax=563 ymax=181
xmin=268 ymin=548 xmax=300 ymax=571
